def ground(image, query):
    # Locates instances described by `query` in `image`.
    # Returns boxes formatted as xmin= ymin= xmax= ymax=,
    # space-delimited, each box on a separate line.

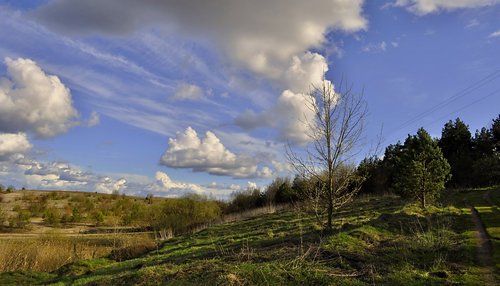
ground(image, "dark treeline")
xmin=358 ymin=114 xmax=500 ymax=195
xmin=224 ymin=176 xmax=305 ymax=213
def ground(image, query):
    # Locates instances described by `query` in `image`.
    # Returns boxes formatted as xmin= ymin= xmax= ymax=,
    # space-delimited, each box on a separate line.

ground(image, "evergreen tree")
xmin=393 ymin=128 xmax=451 ymax=209
xmin=470 ymin=114 xmax=500 ymax=186
xmin=491 ymin=114 xmax=500 ymax=153
xmin=472 ymin=127 xmax=493 ymax=158
xmin=438 ymin=118 xmax=473 ymax=187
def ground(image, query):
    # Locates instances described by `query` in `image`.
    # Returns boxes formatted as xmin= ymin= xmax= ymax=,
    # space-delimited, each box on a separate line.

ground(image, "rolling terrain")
xmin=1 ymin=188 xmax=498 ymax=285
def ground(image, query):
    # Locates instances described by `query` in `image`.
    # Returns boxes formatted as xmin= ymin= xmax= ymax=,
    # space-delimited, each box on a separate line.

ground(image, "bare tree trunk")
xmin=327 ymin=200 xmax=333 ymax=230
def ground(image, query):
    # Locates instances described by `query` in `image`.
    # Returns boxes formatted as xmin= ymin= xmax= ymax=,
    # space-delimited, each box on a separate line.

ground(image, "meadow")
xmin=0 ymin=188 xmax=498 ymax=285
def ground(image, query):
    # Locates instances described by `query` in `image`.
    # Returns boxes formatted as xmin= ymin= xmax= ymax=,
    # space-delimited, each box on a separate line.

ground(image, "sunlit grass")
xmin=1 ymin=190 xmax=498 ymax=285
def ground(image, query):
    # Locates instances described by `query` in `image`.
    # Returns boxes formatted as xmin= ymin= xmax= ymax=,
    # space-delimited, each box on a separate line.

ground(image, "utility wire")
xmin=381 ymin=69 xmax=500 ymax=145
xmin=387 ymin=69 xmax=500 ymax=135
xmin=425 ymin=88 xmax=500 ymax=128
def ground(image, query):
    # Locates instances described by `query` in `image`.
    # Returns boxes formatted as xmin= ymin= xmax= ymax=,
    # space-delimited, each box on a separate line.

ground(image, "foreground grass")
xmin=1 ymin=190 xmax=498 ymax=285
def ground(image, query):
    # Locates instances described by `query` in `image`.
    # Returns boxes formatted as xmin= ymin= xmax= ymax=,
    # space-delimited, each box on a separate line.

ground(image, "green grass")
xmin=0 ymin=191 xmax=498 ymax=285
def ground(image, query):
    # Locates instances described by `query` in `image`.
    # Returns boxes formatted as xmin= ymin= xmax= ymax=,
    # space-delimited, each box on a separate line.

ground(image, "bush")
xmin=71 ymin=207 xmax=82 ymax=223
xmin=0 ymin=208 xmax=7 ymax=227
xmin=149 ymin=195 xmax=221 ymax=236
xmin=93 ymin=210 xmax=105 ymax=226
xmin=9 ymin=210 xmax=32 ymax=228
xmin=43 ymin=208 xmax=61 ymax=225
xmin=226 ymin=188 xmax=266 ymax=213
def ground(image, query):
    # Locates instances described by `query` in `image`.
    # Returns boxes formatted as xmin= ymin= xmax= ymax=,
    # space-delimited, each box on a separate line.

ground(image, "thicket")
xmin=223 ymin=176 xmax=306 ymax=214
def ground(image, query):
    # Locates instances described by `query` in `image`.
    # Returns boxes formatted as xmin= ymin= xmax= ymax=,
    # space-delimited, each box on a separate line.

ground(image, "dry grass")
xmin=0 ymin=232 xmax=156 ymax=272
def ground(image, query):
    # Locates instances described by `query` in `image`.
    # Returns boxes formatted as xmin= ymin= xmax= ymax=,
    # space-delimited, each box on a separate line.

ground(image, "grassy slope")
xmin=1 ymin=190 xmax=498 ymax=285
xmin=445 ymin=187 xmax=500 ymax=278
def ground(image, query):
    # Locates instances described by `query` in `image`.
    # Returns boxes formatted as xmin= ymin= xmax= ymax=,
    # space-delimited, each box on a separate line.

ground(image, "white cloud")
xmin=283 ymin=52 xmax=328 ymax=93
xmin=0 ymin=57 xmax=78 ymax=138
xmin=15 ymin=157 xmax=129 ymax=193
xmin=235 ymin=89 xmax=317 ymax=145
xmin=87 ymin=111 xmax=100 ymax=127
xmin=172 ymin=82 xmax=204 ymax=101
xmin=33 ymin=0 xmax=367 ymax=93
xmin=489 ymin=30 xmax=500 ymax=38
xmin=229 ymin=184 xmax=242 ymax=191
xmin=466 ymin=19 xmax=480 ymax=28
xmin=395 ymin=0 xmax=500 ymax=15
xmin=257 ymin=166 xmax=274 ymax=178
xmin=272 ymin=160 xmax=293 ymax=173
xmin=95 ymin=177 xmax=127 ymax=194
xmin=247 ymin=181 xmax=258 ymax=190
xmin=23 ymin=161 xmax=92 ymax=189
xmin=362 ymin=41 xmax=388 ymax=53
xmin=154 ymin=171 xmax=203 ymax=194
xmin=160 ymin=127 xmax=273 ymax=178
xmin=140 ymin=171 xmax=239 ymax=199
xmin=0 ymin=133 xmax=32 ymax=160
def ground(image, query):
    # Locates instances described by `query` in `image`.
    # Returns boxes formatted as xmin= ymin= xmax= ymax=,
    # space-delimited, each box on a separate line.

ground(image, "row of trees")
xmin=359 ymin=115 xmax=500 ymax=202
xmin=439 ymin=116 xmax=500 ymax=187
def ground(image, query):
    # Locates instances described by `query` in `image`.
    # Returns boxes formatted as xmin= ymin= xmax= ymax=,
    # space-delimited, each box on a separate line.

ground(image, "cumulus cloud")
xmin=247 ymin=181 xmax=258 ymax=190
xmin=154 ymin=171 xmax=203 ymax=194
xmin=172 ymin=83 xmax=204 ymax=101
xmin=130 ymin=171 xmax=238 ymax=199
xmin=33 ymin=0 xmax=367 ymax=93
xmin=395 ymin=0 xmax=500 ymax=15
xmin=0 ymin=133 xmax=32 ymax=160
xmin=23 ymin=161 xmax=92 ymax=188
xmin=0 ymin=57 xmax=78 ymax=138
xmin=15 ymin=157 xmax=128 ymax=192
xmin=235 ymin=89 xmax=317 ymax=145
xmin=283 ymin=52 xmax=328 ymax=93
xmin=160 ymin=127 xmax=272 ymax=178
xmin=96 ymin=177 xmax=127 ymax=194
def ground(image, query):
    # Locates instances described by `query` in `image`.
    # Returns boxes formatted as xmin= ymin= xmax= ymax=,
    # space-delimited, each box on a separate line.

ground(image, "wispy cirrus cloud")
xmin=489 ymin=30 xmax=500 ymax=38
xmin=394 ymin=0 xmax=500 ymax=15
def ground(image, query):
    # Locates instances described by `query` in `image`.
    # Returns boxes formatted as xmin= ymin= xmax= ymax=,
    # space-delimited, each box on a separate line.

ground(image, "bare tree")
xmin=287 ymin=80 xmax=367 ymax=230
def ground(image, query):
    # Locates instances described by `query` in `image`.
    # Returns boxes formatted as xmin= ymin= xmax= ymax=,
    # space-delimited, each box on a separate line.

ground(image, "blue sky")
xmin=0 ymin=0 xmax=499 ymax=198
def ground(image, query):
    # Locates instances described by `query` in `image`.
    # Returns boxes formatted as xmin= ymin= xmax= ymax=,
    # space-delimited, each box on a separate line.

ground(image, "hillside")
xmin=1 ymin=188 xmax=498 ymax=285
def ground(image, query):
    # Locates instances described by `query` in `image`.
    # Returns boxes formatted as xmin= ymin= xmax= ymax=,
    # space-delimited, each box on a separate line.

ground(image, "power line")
xmin=387 ymin=69 xmax=500 ymax=135
xmin=425 ymin=88 xmax=500 ymax=128
xmin=381 ymin=69 xmax=500 ymax=145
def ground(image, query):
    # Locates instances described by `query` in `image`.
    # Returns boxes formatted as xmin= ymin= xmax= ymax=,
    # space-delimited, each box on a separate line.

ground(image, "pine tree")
xmin=394 ymin=128 xmax=451 ymax=209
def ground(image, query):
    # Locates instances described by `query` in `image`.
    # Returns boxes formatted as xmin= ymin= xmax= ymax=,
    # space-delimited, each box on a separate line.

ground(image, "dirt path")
xmin=469 ymin=203 xmax=497 ymax=284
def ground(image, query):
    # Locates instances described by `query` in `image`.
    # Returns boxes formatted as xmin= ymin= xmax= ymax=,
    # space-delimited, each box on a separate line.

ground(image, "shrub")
xmin=93 ymin=210 xmax=105 ymax=226
xmin=43 ymin=208 xmax=61 ymax=225
xmin=9 ymin=210 xmax=32 ymax=228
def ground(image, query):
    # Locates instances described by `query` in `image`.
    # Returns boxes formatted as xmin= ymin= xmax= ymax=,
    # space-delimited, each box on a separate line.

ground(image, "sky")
xmin=0 ymin=0 xmax=499 ymax=199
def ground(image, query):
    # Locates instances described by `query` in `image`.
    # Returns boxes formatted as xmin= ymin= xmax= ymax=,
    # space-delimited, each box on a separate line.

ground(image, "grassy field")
xmin=0 ymin=188 xmax=498 ymax=285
